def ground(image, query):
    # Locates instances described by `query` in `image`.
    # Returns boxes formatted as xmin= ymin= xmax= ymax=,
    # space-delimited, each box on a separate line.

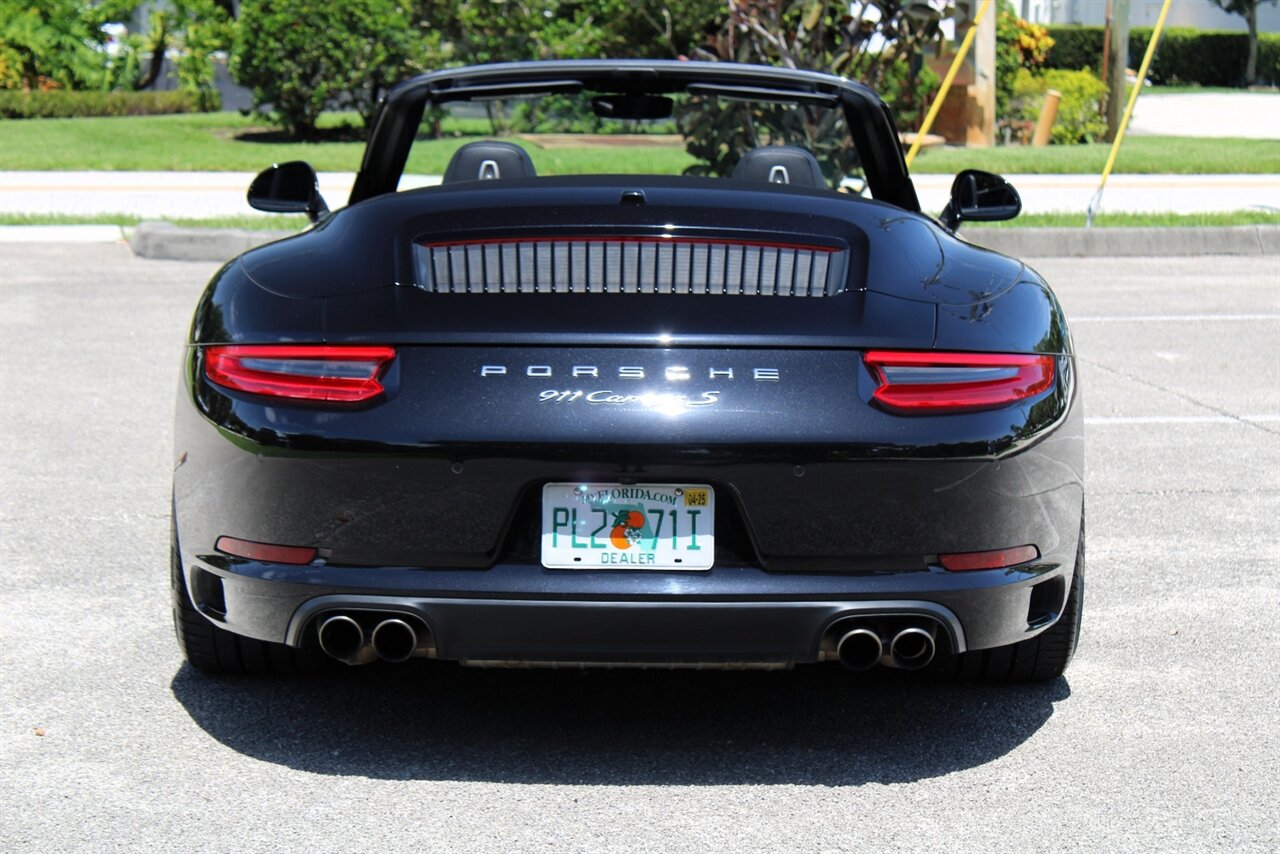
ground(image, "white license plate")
xmin=540 ymin=483 xmax=715 ymax=570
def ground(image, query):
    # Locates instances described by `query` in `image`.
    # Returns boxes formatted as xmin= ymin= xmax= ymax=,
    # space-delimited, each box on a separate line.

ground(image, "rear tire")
xmin=937 ymin=517 xmax=1084 ymax=683
xmin=171 ymin=523 xmax=326 ymax=675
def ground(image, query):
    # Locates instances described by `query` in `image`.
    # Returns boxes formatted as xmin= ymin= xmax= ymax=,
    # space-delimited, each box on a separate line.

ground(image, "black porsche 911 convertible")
xmin=172 ymin=60 xmax=1083 ymax=681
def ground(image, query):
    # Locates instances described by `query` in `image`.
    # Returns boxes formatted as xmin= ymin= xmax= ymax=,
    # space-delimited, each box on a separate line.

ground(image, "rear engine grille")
xmin=414 ymin=236 xmax=848 ymax=297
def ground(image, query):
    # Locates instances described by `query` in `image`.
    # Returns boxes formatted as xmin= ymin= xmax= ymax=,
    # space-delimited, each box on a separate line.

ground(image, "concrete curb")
xmin=114 ymin=222 xmax=1277 ymax=262
xmin=965 ymin=225 xmax=1280 ymax=258
xmin=127 ymin=222 xmax=297 ymax=262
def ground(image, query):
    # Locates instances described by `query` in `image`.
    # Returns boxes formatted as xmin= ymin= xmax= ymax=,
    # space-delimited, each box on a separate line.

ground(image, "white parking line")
xmin=1085 ymin=414 xmax=1280 ymax=425
xmin=0 ymin=225 xmax=126 ymax=243
xmin=1073 ymin=314 xmax=1280 ymax=323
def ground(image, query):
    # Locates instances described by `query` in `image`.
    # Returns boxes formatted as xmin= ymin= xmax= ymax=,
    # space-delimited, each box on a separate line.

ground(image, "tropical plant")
xmin=0 ymin=0 xmax=108 ymax=90
xmin=677 ymin=0 xmax=949 ymax=183
xmin=995 ymin=0 xmax=1053 ymax=142
xmin=408 ymin=0 xmax=724 ymax=136
xmin=233 ymin=0 xmax=428 ymax=138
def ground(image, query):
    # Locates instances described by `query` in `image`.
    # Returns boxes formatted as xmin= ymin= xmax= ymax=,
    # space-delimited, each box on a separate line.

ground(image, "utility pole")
xmin=1100 ymin=0 xmax=1111 ymax=87
xmin=1105 ymin=0 xmax=1129 ymax=142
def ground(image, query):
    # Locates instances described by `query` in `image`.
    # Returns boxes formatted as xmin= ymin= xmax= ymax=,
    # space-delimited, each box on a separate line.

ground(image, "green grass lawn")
xmin=1143 ymin=84 xmax=1278 ymax=95
xmin=2 ymin=111 xmax=1277 ymax=175
xmin=0 ymin=111 xmax=695 ymax=174
xmin=908 ymin=135 xmax=1280 ymax=174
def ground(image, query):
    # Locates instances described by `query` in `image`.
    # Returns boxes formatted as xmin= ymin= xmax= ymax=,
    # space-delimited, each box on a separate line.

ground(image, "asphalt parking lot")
xmin=1 ymin=243 xmax=1277 ymax=851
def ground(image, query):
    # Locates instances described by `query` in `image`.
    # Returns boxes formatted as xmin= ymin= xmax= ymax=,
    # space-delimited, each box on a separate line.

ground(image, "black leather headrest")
xmin=731 ymin=145 xmax=826 ymax=188
xmin=442 ymin=141 xmax=536 ymax=183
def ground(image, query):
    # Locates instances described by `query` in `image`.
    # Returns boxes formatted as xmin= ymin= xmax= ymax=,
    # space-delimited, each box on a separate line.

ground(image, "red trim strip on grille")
xmin=417 ymin=235 xmax=841 ymax=253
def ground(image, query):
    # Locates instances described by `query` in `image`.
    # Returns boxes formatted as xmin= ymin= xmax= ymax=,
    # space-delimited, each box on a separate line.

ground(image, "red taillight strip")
xmin=204 ymin=345 xmax=395 ymax=403
xmin=940 ymin=545 xmax=1040 ymax=571
xmin=864 ymin=350 xmax=1055 ymax=413
xmin=215 ymin=536 xmax=317 ymax=565
xmin=418 ymin=234 xmax=841 ymax=253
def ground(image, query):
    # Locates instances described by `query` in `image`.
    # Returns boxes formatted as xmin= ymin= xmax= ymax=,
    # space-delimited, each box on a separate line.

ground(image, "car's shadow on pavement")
xmin=171 ymin=661 xmax=1069 ymax=786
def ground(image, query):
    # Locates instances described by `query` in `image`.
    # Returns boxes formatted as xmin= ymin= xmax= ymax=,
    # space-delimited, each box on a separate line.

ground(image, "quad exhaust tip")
xmin=317 ymin=614 xmax=375 ymax=665
xmin=836 ymin=627 xmax=884 ymax=671
xmin=317 ymin=613 xmax=430 ymax=665
xmin=833 ymin=622 xmax=938 ymax=672
xmin=371 ymin=618 xmax=419 ymax=664
xmin=889 ymin=626 xmax=936 ymax=670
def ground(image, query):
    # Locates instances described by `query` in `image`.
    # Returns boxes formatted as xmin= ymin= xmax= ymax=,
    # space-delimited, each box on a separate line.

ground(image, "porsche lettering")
xmin=480 ymin=365 xmax=780 ymax=381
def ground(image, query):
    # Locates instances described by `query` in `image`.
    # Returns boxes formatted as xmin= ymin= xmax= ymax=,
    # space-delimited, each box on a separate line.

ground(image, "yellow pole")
xmin=905 ymin=0 xmax=994 ymax=169
xmin=1087 ymin=0 xmax=1174 ymax=226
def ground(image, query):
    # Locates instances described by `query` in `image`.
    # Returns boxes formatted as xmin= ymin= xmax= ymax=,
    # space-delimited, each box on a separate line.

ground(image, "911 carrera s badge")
xmin=483 ymin=363 xmax=777 ymax=412
xmin=538 ymin=389 xmax=720 ymax=409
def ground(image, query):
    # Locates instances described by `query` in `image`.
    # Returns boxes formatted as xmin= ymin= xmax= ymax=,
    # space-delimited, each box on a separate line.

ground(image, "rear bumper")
xmin=180 ymin=555 xmax=1079 ymax=663
xmin=175 ymin=345 xmax=1083 ymax=665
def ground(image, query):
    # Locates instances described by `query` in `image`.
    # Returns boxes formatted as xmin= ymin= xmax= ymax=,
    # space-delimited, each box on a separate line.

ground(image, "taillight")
xmin=215 ymin=536 xmax=317 ymax=565
xmin=940 ymin=545 xmax=1039 ymax=571
xmin=204 ymin=345 xmax=395 ymax=403
xmin=863 ymin=350 xmax=1055 ymax=414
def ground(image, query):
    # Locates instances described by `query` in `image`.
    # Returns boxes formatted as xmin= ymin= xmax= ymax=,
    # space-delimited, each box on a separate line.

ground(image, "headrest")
xmin=731 ymin=145 xmax=826 ymax=188
xmin=442 ymin=141 xmax=537 ymax=184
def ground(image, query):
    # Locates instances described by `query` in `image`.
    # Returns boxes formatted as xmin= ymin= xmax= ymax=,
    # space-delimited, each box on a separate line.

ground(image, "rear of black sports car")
xmin=171 ymin=62 xmax=1084 ymax=681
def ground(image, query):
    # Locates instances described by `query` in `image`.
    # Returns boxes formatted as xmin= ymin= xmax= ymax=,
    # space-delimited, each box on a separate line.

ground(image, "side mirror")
xmin=939 ymin=169 xmax=1021 ymax=231
xmin=247 ymin=161 xmax=329 ymax=222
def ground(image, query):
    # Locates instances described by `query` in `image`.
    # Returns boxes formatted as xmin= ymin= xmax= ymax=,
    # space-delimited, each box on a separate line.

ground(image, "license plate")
xmin=540 ymin=483 xmax=715 ymax=570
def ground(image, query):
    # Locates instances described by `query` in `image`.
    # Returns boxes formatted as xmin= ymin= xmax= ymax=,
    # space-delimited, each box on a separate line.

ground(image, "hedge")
xmin=0 ymin=88 xmax=216 ymax=119
xmin=1045 ymin=25 xmax=1280 ymax=86
xmin=1012 ymin=68 xmax=1108 ymax=144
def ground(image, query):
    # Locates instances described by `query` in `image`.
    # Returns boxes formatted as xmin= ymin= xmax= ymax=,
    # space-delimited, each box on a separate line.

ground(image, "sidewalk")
xmin=2 ymin=170 xmax=1278 ymax=218
xmin=1128 ymin=92 xmax=1280 ymax=140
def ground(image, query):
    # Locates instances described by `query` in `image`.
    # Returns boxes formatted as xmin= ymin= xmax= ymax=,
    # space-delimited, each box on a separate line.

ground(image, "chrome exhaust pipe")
xmin=889 ymin=626 xmax=936 ymax=670
xmin=371 ymin=618 xmax=419 ymax=664
xmin=318 ymin=614 xmax=375 ymax=665
xmin=836 ymin=627 xmax=884 ymax=671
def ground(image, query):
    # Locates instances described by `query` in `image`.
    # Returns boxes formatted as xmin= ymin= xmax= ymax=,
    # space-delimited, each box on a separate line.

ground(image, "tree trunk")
xmin=1246 ymin=3 xmax=1258 ymax=86
xmin=1105 ymin=0 xmax=1129 ymax=143
xmin=133 ymin=14 xmax=169 ymax=91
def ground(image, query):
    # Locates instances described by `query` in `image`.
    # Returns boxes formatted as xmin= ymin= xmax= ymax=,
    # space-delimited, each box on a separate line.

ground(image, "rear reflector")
xmin=215 ymin=536 xmax=317 ymax=565
xmin=863 ymin=351 xmax=1055 ymax=413
xmin=940 ymin=545 xmax=1039 ymax=571
xmin=204 ymin=345 xmax=395 ymax=403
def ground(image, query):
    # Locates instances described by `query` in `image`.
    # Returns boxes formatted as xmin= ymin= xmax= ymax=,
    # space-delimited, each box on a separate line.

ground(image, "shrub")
xmin=1135 ymin=28 xmax=1246 ymax=86
xmin=232 ymin=0 xmax=424 ymax=139
xmin=0 ymin=87 xmax=213 ymax=118
xmin=1042 ymin=25 xmax=1102 ymax=74
xmin=1044 ymin=25 xmax=1280 ymax=86
xmin=1011 ymin=68 xmax=1107 ymax=144
xmin=1260 ymin=33 xmax=1280 ymax=84
xmin=996 ymin=1 xmax=1053 ymax=140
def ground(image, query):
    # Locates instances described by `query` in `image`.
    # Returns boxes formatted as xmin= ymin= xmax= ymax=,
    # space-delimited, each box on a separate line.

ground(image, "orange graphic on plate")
xmin=609 ymin=510 xmax=646 ymax=549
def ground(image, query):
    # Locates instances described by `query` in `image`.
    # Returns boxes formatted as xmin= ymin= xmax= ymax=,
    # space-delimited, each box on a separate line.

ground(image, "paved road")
xmin=3 ymin=169 xmax=1279 ymax=220
xmin=1 ymin=244 xmax=1278 ymax=851
xmin=1129 ymin=92 xmax=1280 ymax=140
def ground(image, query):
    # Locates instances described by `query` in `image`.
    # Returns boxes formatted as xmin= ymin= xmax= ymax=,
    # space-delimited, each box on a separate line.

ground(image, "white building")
xmin=1020 ymin=0 xmax=1280 ymax=31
